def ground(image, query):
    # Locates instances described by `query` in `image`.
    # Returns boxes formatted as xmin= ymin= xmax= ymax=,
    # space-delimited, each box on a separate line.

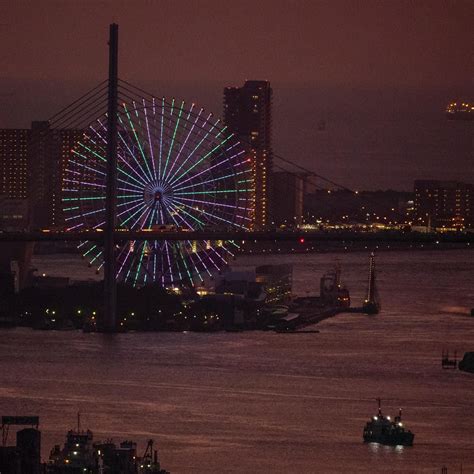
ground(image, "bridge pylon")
xmin=103 ymin=23 xmax=119 ymax=332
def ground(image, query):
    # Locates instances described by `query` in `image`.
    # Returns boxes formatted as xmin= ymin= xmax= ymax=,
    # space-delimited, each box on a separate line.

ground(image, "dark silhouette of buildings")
xmin=224 ymin=80 xmax=272 ymax=229
xmin=0 ymin=415 xmax=170 ymax=474
xmin=304 ymin=189 xmax=412 ymax=225
xmin=0 ymin=417 xmax=41 ymax=474
xmin=271 ymin=171 xmax=305 ymax=226
xmin=414 ymin=180 xmax=474 ymax=229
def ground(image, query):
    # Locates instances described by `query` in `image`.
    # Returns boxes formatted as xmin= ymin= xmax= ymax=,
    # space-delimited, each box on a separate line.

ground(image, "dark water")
xmin=1 ymin=250 xmax=474 ymax=473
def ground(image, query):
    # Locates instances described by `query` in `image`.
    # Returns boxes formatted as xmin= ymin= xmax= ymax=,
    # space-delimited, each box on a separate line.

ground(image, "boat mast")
xmin=377 ymin=397 xmax=382 ymax=417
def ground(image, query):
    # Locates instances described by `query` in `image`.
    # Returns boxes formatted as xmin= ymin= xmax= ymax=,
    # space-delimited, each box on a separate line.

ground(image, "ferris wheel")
xmin=62 ymin=97 xmax=254 ymax=287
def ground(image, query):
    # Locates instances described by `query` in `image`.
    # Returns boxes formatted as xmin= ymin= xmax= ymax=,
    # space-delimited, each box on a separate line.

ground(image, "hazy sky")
xmin=1 ymin=0 xmax=473 ymax=189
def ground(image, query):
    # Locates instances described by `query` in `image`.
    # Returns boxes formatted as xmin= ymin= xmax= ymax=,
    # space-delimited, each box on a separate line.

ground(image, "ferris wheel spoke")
xmin=119 ymin=202 xmax=148 ymax=226
xmin=65 ymin=207 xmax=105 ymax=221
xmin=124 ymin=250 xmax=139 ymax=283
xmin=165 ymin=103 xmax=201 ymax=178
xmin=82 ymin=244 xmax=98 ymax=258
xmin=208 ymin=246 xmax=228 ymax=265
xmin=122 ymin=103 xmax=155 ymax=180
xmin=153 ymin=240 xmax=158 ymax=282
xmin=190 ymin=243 xmax=212 ymax=277
xmin=89 ymin=249 xmax=103 ymax=264
xmin=170 ymin=199 xmax=231 ymax=226
xmin=170 ymin=132 xmax=234 ymax=186
xmin=173 ymin=166 xmax=249 ymax=193
xmin=117 ymin=114 xmax=154 ymax=183
xmin=77 ymin=141 xmax=106 ymax=164
xmin=117 ymin=185 xmax=144 ymax=194
xmin=164 ymin=241 xmax=174 ymax=285
xmin=165 ymin=210 xmax=209 ymax=282
xmin=172 ymin=196 xmax=249 ymax=213
xmin=176 ymin=244 xmax=194 ymax=284
xmin=172 ymin=146 xmax=245 ymax=190
xmin=141 ymin=204 xmax=157 ymax=230
xmin=69 ymin=155 xmax=106 ymax=176
xmin=96 ymin=118 xmax=150 ymax=187
xmin=117 ymin=243 xmax=134 ymax=279
xmin=133 ymin=244 xmax=147 ymax=287
xmin=63 ymin=178 xmax=106 ymax=189
xmin=117 ymin=197 xmax=145 ymax=212
xmin=202 ymin=245 xmax=220 ymax=270
xmin=132 ymin=100 xmax=143 ymax=127
xmin=92 ymin=122 xmax=148 ymax=188
xmin=166 ymin=115 xmax=220 ymax=185
xmin=117 ymin=173 xmax=145 ymax=190
xmin=161 ymin=100 xmax=185 ymax=180
xmin=66 ymin=222 xmax=84 ymax=231
xmin=219 ymin=244 xmax=235 ymax=258
xmin=118 ymin=152 xmax=151 ymax=187
xmin=167 ymin=201 xmax=205 ymax=228
xmin=143 ymin=99 xmax=157 ymax=179
xmin=156 ymin=98 xmax=165 ymax=181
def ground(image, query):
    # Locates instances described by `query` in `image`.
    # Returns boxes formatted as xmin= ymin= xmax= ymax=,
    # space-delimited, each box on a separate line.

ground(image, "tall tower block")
xmin=224 ymin=80 xmax=272 ymax=229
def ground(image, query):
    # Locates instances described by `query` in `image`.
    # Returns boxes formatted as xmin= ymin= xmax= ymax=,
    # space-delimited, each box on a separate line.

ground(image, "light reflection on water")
xmin=1 ymin=249 xmax=473 ymax=473
xmin=368 ymin=442 xmax=405 ymax=455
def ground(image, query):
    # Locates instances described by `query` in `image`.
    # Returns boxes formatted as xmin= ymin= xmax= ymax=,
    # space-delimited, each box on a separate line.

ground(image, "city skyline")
xmin=1 ymin=6 xmax=474 ymax=473
xmin=1 ymin=0 xmax=473 ymax=190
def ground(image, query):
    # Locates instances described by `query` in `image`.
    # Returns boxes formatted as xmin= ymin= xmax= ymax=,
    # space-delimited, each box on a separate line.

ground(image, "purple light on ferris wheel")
xmin=62 ymin=96 xmax=254 ymax=288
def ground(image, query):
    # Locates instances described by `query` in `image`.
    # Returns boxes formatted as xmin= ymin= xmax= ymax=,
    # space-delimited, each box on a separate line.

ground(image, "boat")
xmin=362 ymin=253 xmax=380 ymax=314
xmin=319 ymin=261 xmax=350 ymax=308
xmin=47 ymin=415 xmax=170 ymax=473
xmin=48 ymin=425 xmax=96 ymax=471
xmin=363 ymin=399 xmax=414 ymax=446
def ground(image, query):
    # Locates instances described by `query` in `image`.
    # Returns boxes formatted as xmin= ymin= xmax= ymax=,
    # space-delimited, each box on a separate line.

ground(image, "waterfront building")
xmin=0 ymin=128 xmax=29 ymax=199
xmin=29 ymin=121 xmax=83 ymax=229
xmin=414 ymin=180 xmax=474 ymax=230
xmin=0 ymin=122 xmax=82 ymax=229
xmin=271 ymin=171 xmax=304 ymax=226
xmin=224 ymin=80 xmax=272 ymax=229
xmin=0 ymin=195 xmax=29 ymax=230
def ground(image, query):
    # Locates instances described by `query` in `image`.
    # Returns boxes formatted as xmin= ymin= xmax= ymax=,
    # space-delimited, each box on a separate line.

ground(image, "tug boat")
xmin=363 ymin=399 xmax=414 ymax=446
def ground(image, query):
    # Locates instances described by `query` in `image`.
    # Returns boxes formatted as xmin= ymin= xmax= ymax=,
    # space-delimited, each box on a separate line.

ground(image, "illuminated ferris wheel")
xmin=62 ymin=97 xmax=254 ymax=287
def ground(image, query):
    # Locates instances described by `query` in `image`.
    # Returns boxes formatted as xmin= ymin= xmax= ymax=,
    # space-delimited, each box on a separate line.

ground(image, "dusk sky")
xmin=1 ymin=0 xmax=473 ymax=189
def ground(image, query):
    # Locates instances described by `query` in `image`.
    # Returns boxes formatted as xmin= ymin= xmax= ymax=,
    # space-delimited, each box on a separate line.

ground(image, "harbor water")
xmin=0 ymin=249 xmax=473 ymax=473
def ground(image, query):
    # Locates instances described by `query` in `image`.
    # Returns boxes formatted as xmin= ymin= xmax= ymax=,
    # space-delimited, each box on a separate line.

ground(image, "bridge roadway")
xmin=0 ymin=230 xmax=472 ymax=243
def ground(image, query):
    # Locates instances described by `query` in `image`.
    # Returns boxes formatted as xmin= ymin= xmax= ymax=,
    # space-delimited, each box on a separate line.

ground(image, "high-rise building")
xmin=0 ymin=129 xmax=29 ymax=199
xmin=271 ymin=171 xmax=304 ymax=226
xmin=28 ymin=122 xmax=83 ymax=228
xmin=224 ymin=80 xmax=272 ymax=229
xmin=0 ymin=122 xmax=82 ymax=229
xmin=414 ymin=180 xmax=473 ymax=229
